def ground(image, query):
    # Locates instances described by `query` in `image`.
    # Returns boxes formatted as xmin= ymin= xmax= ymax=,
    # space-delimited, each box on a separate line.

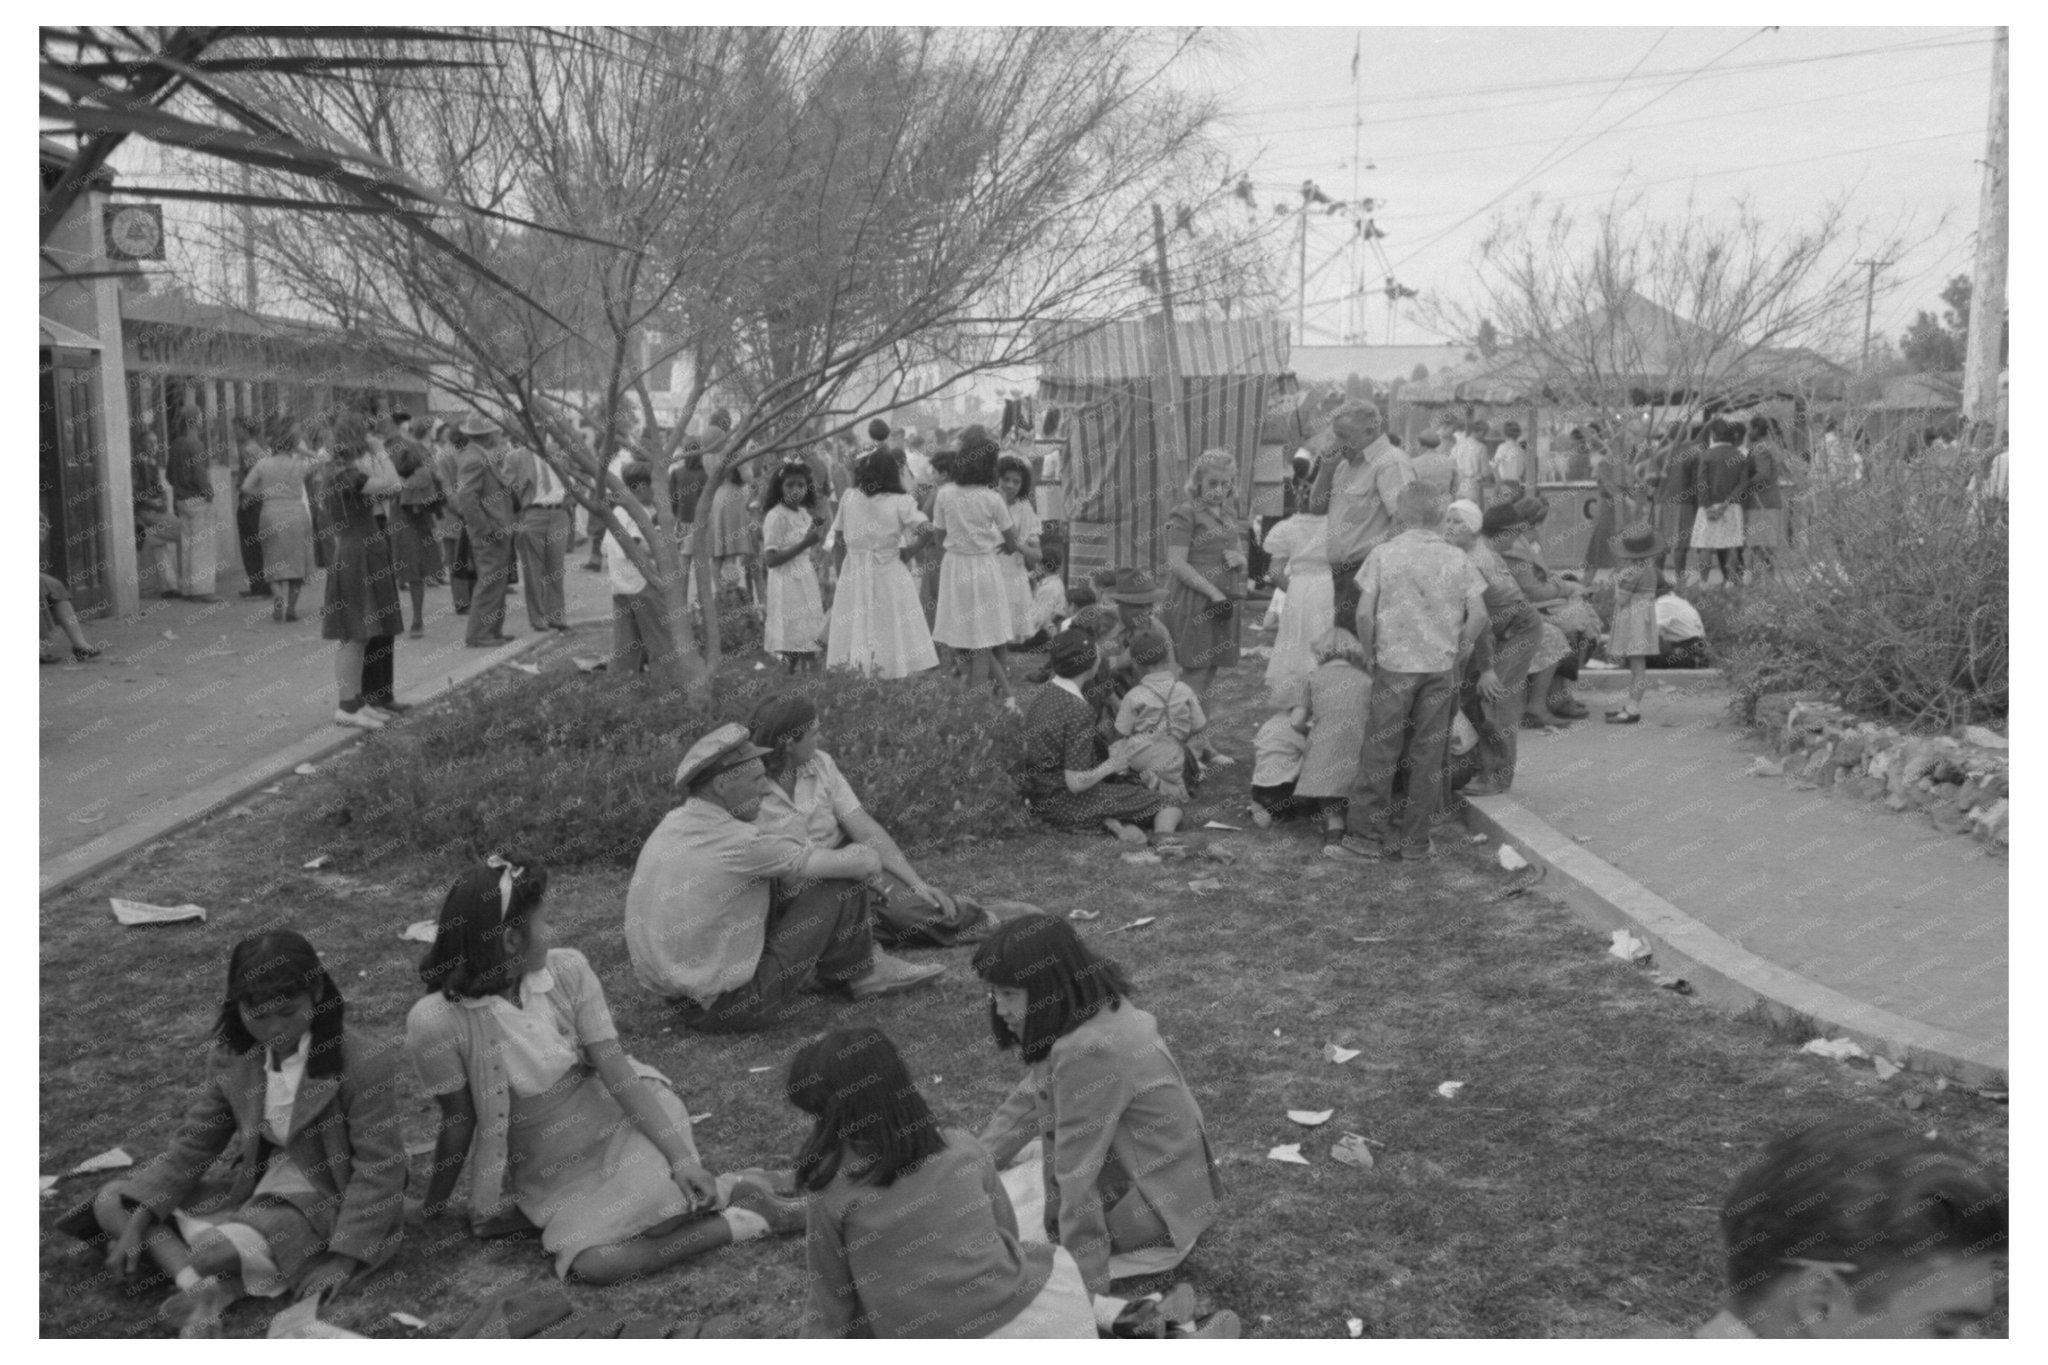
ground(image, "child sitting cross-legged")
xmin=1112 ymin=630 xmax=1206 ymax=806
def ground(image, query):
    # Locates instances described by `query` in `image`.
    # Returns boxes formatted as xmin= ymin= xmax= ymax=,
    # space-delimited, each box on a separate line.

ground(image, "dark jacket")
xmin=107 ymin=1034 xmax=408 ymax=1271
xmin=167 ymin=431 xmax=211 ymax=502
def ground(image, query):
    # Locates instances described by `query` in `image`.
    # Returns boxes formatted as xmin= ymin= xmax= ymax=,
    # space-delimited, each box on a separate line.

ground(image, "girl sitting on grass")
xmin=406 ymin=854 xmax=804 ymax=1284
xmin=89 ymin=931 xmax=406 ymax=1337
xmin=973 ymin=914 xmax=1233 ymax=1336
xmin=790 ymin=1027 xmax=1096 ymax=1339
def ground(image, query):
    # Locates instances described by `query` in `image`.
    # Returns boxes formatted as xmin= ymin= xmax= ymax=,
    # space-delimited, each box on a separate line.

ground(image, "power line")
xmin=1239 ymin=61 xmax=1989 ymax=171
xmin=1381 ymin=27 xmax=1771 ymax=278
xmin=1227 ymin=31 xmax=1991 ymax=119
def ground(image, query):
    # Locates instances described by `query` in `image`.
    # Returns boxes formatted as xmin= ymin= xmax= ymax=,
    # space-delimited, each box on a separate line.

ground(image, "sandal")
xmin=1605 ymin=709 xmax=1642 ymax=725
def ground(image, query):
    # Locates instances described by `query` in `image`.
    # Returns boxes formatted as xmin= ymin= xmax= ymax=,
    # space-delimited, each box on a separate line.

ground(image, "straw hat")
xmin=1609 ymin=522 xmax=1668 ymax=561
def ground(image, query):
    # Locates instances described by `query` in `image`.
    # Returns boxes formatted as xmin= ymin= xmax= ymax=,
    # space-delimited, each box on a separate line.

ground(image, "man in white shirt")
xmin=1447 ymin=420 xmax=1490 ymax=505
xmin=511 ymin=444 xmax=573 ymax=632
xmin=1490 ymin=420 xmax=1527 ymax=486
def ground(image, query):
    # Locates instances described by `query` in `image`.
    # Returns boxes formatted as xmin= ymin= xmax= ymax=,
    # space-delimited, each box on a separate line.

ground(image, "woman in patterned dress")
xmin=1017 ymin=630 xmax=1179 ymax=843
xmin=1159 ymin=449 xmax=1247 ymax=703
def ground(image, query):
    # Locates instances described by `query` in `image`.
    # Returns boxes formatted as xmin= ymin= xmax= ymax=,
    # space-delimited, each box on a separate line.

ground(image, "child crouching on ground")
xmin=1114 ymin=631 xmax=1205 ymax=805
xmin=1250 ymin=687 xmax=1315 ymax=828
xmin=1289 ymin=628 xmax=1374 ymax=860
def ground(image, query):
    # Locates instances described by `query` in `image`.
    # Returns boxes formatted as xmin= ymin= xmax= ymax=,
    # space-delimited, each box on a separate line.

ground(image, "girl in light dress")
xmin=1258 ymin=507 xmax=1332 ymax=700
xmin=997 ymin=452 xmax=1044 ymax=644
xmin=761 ymin=461 xmax=830 ymax=672
xmin=825 ymin=447 xmax=940 ymax=678
xmin=406 ymin=856 xmax=805 ymax=1285
xmin=932 ymin=428 xmax=1025 ymax=703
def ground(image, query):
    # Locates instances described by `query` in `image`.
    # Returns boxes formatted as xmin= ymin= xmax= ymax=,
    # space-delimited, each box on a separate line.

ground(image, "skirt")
xmin=508 ymin=1066 xmax=697 ymax=1279
xmin=1745 ymin=505 xmax=1786 ymax=549
xmin=764 ymin=557 xmax=827 ymax=653
xmin=934 ymin=551 xmax=1014 ymax=649
xmin=1025 ymin=773 xmax=1164 ymax=831
xmin=825 ymin=552 xmax=939 ymax=678
xmin=1583 ymin=496 xmax=1620 ymax=573
xmin=1001 ymin=555 xmax=1034 ymax=643
xmin=321 ymin=526 xmax=404 ymax=641
xmin=1161 ymin=579 xmax=1240 ymax=673
xmin=1266 ymin=569 xmax=1332 ymax=697
xmin=1531 ymin=620 xmax=1572 ymax=673
xmin=1608 ymin=592 xmax=1660 ymax=660
xmin=170 ymin=1155 xmax=325 ymax=1298
xmin=256 ymin=500 xmax=314 ymax=582
xmin=983 ymin=1246 xmax=1097 ymax=1339
xmin=390 ymin=505 xmax=444 ymax=587
xmin=1690 ymin=505 xmax=1746 ymax=550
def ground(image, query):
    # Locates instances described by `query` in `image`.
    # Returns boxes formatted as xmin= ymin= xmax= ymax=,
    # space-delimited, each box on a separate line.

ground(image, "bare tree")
xmin=1422 ymin=193 xmax=1919 ymax=459
xmin=220 ymin=26 xmax=1228 ymax=697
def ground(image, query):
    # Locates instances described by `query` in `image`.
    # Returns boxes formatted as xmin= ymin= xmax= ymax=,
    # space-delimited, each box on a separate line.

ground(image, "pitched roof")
xmin=1288 ymin=344 xmax=1478 ymax=385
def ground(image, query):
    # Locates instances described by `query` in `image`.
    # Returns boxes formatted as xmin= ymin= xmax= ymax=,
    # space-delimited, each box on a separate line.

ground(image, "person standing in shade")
xmin=317 ymin=413 xmax=405 ymax=730
xmin=132 ymin=428 xmax=183 ymax=597
xmin=455 ymin=413 xmax=520 ymax=646
xmin=387 ymin=413 xmax=445 ymax=638
xmin=1489 ymin=420 xmax=1527 ymax=487
xmin=232 ymin=418 xmax=270 ymax=599
xmin=1742 ymin=415 xmax=1786 ymax=573
xmin=167 ymin=405 xmax=221 ymax=603
xmin=1343 ymin=483 xmax=1487 ymax=861
xmin=511 ymin=439 xmax=573 ymax=633
xmin=1447 ymin=418 xmax=1490 ymax=506
xmin=431 ymin=423 xmax=470 ymax=609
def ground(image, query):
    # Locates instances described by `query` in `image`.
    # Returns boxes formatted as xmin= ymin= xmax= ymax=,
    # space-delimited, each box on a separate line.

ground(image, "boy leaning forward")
xmin=1344 ymin=484 xmax=1487 ymax=860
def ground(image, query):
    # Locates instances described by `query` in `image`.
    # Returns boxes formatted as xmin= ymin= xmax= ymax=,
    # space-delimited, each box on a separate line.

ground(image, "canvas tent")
xmin=1037 ymin=317 xmax=1289 ymax=577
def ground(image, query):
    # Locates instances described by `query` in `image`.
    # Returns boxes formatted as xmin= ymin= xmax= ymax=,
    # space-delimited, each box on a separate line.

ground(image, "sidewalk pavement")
xmin=1497 ymin=679 xmax=2006 ymax=1058
xmin=40 ymin=551 xmax=623 ymax=884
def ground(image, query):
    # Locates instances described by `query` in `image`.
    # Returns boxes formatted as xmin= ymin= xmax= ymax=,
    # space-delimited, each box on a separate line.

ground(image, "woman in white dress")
xmin=825 ymin=449 xmax=939 ymax=678
xmin=932 ymin=428 xmax=1024 ymax=702
xmin=1260 ymin=509 xmax=1332 ymax=700
xmin=996 ymin=452 xmax=1044 ymax=644
xmin=761 ymin=462 xmax=829 ymax=672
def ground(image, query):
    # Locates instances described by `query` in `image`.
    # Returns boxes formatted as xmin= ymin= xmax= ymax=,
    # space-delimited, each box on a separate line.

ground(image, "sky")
xmin=1190 ymin=25 xmax=1998 ymax=353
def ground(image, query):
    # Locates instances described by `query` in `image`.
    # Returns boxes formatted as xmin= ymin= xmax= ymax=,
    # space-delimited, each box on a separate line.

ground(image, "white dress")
xmin=825 ymin=491 xmax=939 ymax=678
xmin=1263 ymin=513 xmax=1332 ymax=697
xmin=1000 ymin=497 xmax=1042 ymax=642
xmin=932 ymin=484 xmax=1015 ymax=649
xmin=762 ymin=503 xmax=827 ymax=653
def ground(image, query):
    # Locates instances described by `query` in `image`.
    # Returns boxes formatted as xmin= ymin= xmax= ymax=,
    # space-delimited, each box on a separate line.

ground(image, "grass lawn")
xmin=38 ymin=638 xmax=2009 ymax=1338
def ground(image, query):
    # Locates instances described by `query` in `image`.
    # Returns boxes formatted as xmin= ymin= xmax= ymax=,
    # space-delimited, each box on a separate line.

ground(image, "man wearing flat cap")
xmin=455 ymin=413 xmax=519 ymax=647
xmin=625 ymin=723 xmax=944 ymax=1033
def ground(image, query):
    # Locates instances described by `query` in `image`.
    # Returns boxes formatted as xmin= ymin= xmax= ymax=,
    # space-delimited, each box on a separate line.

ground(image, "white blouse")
xmin=458 ymin=965 xmax=584 ymax=1098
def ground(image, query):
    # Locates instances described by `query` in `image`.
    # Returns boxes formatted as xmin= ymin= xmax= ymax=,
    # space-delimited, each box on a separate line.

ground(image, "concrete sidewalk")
xmin=40 ymin=553 xmax=623 ymax=877
xmin=1501 ymin=679 xmax=2007 ymax=1056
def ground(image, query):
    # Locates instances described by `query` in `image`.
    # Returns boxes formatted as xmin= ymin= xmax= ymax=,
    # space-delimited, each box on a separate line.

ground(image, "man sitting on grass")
xmin=625 ymin=723 xmax=943 ymax=1034
xmin=1697 ymin=1113 xmax=2005 ymax=1338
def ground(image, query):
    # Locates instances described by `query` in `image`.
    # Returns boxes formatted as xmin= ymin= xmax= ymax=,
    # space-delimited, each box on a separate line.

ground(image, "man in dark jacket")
xmin=166 ymin=407 xmax=220 ymax=602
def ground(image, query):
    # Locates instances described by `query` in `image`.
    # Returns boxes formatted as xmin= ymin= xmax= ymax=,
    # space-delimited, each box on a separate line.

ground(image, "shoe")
xmin=159 ymin=589 xmax=182 ymax=599
xmin=335 ymin=707 xmax=386 ymax=730
xmin=551 ymin=622 xmax=572 ymax=632
xmin=1250 ymin=807 xmax=1274 ymax=829
xmin=726 ymin=1174 xmax=808 ymax=1236
xmin=582 ymin=560 xmax=604 ymax=573
xmin=369 ymin=699 xmax=413 ymax=715
xmin=1399 ymin=843 xmax=1436 ymax=862
xmin=1177 ymin=1310 xmax=1242 ymax=1339
xmin=361 ymin=705 xmax=399 ymax=723
xmin=1320 ymin=840 xmax=1360 ymax=861
xmin=273 ymin=598 xmax=286 ymax=623
xmin=409 ymin=625 xmax=425 ymax=638
xmin=1339 ymin=834 xmax=1392 ymax=860
xmin=1551 ymin=697 xmax=1590 ymax=719
xmin=1461 ymin=780 xmax=1507 ymax=798
xmin=1605 ymin=710 xmax=1642 ymax=725
xmin=71 ymin=643 xmax=103 ymax=660
xmin=454 ymin=605 xmax=470 ymax=615
xmin=845 ymin=951 xmax=945 ymax=1002
xmin=1520 ymin=714 xmax=1562 ymax=732
xmin=284 ymin=610 xmax=300 ymax=623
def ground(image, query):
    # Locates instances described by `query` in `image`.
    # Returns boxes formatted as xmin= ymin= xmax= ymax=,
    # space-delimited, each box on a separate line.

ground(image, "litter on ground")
xmin=400 ymin=920 xmax=437 ymax=944
xmin=293 ymin=763 xmax=318 ymax=776
xmin=1323 ymin=1043 xmax=1362 ymax=1064
xmin=69 ymin=1147 xmax=134 ymax=1175
xmin=1608 ymin=929 xmax=1652 ymax=963
xmin=1331 ymin=1134 xmax=1375 ymax=1170
xmin=1435 ymin=1081 xmax=1465 ymax=1100
xmin=111 ymin=898 xmax=206 ymax=927
xmin=303 ymin=854 xmax=332 ymax=870
xmin=1287 ymin=1109 xmax=1334 ymax=1127
xmin=1800 ymin=1036 xmax=1871 ymax=1063
xmin=1105 ymin=916 xmax=1157 ymax=934
xmin=1496 ymin=845 xmax=1529 ymax=872
xmin=1067 ymin=908 xmax=1102 ymax=922
xmin=1120 ymin=850 xmax=1162 ymax=866
xmin=1266 ymin=1143 xmax=1310 ymax=1165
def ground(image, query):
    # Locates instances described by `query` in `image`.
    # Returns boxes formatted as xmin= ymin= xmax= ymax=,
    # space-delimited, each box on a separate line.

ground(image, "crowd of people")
xmin=75 ymin=704 xmax=2007 ymax=1338
xmin=63 ymin=397 xmax=2008 ymax=1338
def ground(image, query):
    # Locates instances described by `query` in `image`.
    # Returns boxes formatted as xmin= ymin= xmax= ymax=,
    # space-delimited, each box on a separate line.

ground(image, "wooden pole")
xmin=1150 ymin=202 xmax=1189 ymax=572
xmin=1962 ymin=25 xmax=2008 ymax=437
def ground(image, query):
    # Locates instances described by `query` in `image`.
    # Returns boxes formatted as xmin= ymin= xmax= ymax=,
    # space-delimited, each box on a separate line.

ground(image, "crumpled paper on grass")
xmin=1266 ymin=1143 xmax=1310 ymax=1165
xmin=111 ymin=898 xmax=206 ymax=927
xmin=1801 ymin=1036 xmax=1870 ymax=1062
xmin=1608 ymin=929 xmax=1652 ymax=962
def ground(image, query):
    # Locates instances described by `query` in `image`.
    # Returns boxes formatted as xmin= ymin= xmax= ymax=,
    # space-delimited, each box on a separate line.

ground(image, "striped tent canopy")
xmin=1036 ymin=316 xmax=1288 ymax=576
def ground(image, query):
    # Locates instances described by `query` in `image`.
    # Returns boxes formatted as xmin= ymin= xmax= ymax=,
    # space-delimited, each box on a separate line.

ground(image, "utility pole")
xmin=240 ymin=161 xmax=258 ymax=310
xmin=1150 ymin=203 xmax=1188 ymax=563
xmin=1297 ymin=186 xmax=1310 ymax=345
xmin=1857 ymin=258 xmax=1880 ymax=372
xmin=1961 ymin=24 xmax=2008 ymax=439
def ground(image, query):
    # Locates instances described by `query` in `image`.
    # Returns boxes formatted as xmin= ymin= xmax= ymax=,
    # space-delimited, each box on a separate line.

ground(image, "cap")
xmin=1104 ymin=568 xmax=1167 ymax=604
xmin=673 ymin=722 xmax=772 ymax=790
xmin=457 ymin=413 xmax=499 ymax=438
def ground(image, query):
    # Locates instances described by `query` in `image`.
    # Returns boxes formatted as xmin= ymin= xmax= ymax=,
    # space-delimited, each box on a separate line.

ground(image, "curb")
xmin=1569 ymin=667 xmax=1720 ymax=690
xmin=38 ymin=618 xmax=604 ymax=901
xmin=1462 ymin=790 xmax=2008 ymax=1087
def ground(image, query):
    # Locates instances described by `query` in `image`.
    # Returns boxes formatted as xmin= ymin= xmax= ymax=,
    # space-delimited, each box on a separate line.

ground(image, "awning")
xmin=40 ymin=315 xmax=101 ymax=350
